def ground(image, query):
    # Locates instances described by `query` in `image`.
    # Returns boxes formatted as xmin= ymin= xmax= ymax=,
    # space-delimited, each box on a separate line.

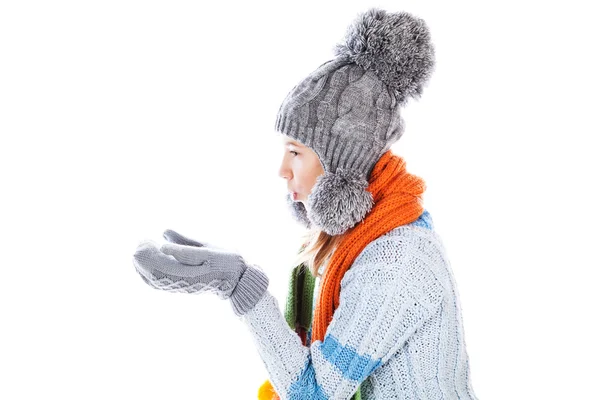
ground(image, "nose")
xmin=278 ymin=156 xmax=291 ymax=180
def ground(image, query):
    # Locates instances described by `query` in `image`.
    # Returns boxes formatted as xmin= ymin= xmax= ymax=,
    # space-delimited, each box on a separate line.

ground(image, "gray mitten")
xmin=133 ymin=230 xmax=269 ymax=316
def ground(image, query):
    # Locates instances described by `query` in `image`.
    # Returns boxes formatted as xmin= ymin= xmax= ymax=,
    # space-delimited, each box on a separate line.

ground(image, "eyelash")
xmin=289 ymin=150 xmax=299 ymax=156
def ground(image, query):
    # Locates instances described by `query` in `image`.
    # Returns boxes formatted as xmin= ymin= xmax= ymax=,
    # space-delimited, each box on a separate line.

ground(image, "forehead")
xmin=282 ymin=137 xmax=303 ymax=147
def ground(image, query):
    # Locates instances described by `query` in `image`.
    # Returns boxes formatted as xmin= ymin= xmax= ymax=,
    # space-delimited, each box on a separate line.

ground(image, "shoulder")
xmin=340 ymin=210 xmax=450 ymax=303
xmin=350 ymin=209 xmax=443 ymax=268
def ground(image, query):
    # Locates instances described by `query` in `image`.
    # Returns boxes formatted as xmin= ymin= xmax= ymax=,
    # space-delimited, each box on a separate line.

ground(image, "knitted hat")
xmin=279 ymin=8 xmax=435 ymax=235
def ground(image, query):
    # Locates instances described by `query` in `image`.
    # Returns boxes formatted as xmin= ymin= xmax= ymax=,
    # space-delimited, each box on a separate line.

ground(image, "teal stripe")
xmin=411 ymin=209 xmax=433 ymax=230
xmin=287 ymin=359 xmax=329 ymax=399
xmin=320 ymin=334 xmax=382 ymax=382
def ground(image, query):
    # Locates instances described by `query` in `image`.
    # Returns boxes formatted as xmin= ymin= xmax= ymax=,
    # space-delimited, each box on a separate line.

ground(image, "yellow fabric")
xmin=258 ymin=379 xmax=278 ymax=400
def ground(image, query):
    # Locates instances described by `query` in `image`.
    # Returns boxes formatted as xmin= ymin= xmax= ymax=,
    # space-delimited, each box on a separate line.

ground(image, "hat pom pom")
xmin=307 ymin=169 xmax=374 ymax=236
xmin=333 ymin=7 xmax=435 ymax=105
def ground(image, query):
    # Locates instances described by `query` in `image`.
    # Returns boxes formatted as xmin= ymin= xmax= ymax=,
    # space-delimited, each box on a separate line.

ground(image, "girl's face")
xmin=278 ymin=135 xmax=325 ymax=205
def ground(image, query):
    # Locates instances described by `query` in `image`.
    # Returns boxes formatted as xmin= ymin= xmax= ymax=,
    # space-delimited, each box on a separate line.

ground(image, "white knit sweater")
xmin=242 ymin=210 xmax=478 ymax=399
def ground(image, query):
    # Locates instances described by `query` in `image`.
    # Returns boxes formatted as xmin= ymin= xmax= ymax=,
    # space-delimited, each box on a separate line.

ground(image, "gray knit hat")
xmin=279 ymin=8 xmax=435 ymax=235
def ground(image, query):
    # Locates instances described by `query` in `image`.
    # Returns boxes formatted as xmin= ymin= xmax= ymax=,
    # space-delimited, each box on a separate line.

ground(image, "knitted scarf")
xmin=258 ymin=150 xmax=426 ymax=400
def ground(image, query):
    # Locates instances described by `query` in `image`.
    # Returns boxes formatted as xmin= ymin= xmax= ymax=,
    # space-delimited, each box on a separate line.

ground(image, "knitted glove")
xmin=133 ymin=229 xmax=269 ymax=316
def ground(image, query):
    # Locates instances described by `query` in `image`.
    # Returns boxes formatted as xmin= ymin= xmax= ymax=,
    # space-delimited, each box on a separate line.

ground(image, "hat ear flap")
xmin=286 ymin=193 xmax=312 ymax=229
xmin=306 ymin=169 xmax=374 ymax=236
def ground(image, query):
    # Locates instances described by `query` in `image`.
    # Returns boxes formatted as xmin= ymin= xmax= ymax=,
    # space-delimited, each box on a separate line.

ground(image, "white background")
xmin=1 ymin=0 xmax=599 ymax=398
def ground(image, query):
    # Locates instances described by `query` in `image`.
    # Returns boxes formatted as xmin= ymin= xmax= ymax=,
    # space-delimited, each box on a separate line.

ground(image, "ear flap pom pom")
xmin=306 ymin=169 xmax=374 ymax=236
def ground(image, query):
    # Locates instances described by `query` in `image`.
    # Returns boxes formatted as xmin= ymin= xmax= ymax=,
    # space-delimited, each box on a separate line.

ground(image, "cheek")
xmin=295 ymin=171 xmax=309 ymax=190
xmin=292 ymin=157 xmax=322 ymax=191
xmin=292 ymin=165 xmax=311 ymax=190
xmin=300 ymin=171 xmax=321 ymax=192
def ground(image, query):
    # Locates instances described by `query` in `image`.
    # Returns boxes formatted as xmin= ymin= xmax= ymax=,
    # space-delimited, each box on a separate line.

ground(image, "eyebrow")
xmin=284 ymin=139 xmax=302 ymax=147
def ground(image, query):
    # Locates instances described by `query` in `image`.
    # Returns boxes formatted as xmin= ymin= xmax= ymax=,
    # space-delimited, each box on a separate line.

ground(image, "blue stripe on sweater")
xmin=411 ymin=209 xmax=433 ymax=230
xmin=287 ymin=335 xmax=381 ymax=398
xmin=287 ymin=358 xmax=329 ymax=399
xmin=320 ymin=334 xmax=382 ymax=381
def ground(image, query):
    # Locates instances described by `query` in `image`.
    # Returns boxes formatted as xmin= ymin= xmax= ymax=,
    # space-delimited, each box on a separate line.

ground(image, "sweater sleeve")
xmin=241 ymin=238 xmax=445 ymax=400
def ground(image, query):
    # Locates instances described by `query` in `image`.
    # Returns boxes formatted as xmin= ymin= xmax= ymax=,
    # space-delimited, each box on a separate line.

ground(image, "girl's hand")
xmin=132 ymin=230 xmax=269 ymax=316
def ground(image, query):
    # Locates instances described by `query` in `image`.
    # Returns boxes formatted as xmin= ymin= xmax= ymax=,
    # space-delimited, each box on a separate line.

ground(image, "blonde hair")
xmin=292 ymin=227 xmax=348 ymax=278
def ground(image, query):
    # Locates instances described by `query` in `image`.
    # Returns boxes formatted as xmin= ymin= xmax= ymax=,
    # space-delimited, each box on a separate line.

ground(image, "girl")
xmin=133 ymin=8 xmax=478 ymax=399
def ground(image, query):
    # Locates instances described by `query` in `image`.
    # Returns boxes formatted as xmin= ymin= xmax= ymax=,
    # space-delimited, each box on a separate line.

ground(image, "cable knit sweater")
xmin=243 ymin=210 xmax=478 ymax=399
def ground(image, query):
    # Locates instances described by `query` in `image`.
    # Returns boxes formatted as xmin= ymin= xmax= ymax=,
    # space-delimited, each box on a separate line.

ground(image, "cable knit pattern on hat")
xmin=244 ymin=213 xmax=478 ymax=399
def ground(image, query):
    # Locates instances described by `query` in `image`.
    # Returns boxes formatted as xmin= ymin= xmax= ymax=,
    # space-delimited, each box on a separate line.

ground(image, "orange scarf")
xmin=259 ymin=150 xmax=426 ymax=399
